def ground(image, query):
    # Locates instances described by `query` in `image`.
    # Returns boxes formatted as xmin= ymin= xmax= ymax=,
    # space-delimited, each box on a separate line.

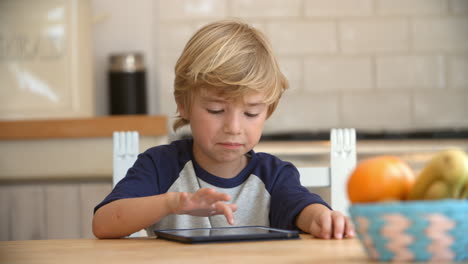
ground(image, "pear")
xmin=459 ymin=178 xmax=468 ymax=199
xmin=408 ymin=148 xmax=468 ymax=200
xmin=423 ymin=180 xmax=450 ymax=200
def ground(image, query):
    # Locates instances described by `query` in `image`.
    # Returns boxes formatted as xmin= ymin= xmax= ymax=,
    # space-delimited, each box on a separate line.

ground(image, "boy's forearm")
xmin=92 ymin=193 xmax=174 ymax=238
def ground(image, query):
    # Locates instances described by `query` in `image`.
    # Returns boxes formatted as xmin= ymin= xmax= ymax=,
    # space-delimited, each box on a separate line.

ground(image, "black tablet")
xmin=154 ymin=226 xmax=299 ymax=244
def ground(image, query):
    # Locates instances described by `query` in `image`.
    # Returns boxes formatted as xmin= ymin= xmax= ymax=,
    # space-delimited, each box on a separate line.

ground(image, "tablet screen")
xmin=154 ymin=226 xmax=299 ymax=243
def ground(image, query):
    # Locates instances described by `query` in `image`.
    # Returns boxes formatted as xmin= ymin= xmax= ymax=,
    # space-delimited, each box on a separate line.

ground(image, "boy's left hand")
xmin=308 ymin=209 xmax=354 ymax=239
xmin=296 ymin=204 xmax=355 ymax=239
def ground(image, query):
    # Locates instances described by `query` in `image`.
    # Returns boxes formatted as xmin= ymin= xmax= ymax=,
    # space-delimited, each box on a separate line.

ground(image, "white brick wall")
xmin=414 ymin=91 xmax=468 ymax=128
xmin=340 ymin=19 xmax=409 ymax=53
xmin=158 ymin=22 xmax=195 ymax=55
xmin=158 ymin=0 xmax=227 ymax=20
xmin=278 ymin=57 xmax=303 ymax=93
xmin=412 ymin=17 xmax=468 ymax=51
xmin=449 ymin=56 xmax=468 ymax=88
xmin=451 ymin=0 xmax=468 ymax=14
xmin=376 ymin=55 xmax=445 ymax=89
xmin=266 ymin=93 xmax=340 ymax=132
xmin=305 ymin=0 xmax=373 ymax=17
xmin=232 ymin=0 xmax=302 ymax=18
xmin=342 ymin=92 xmax=412 ymax=130
xmin=152 ymin=0 xmax=468 ymax=134
xmin=304 ymin=57 xmax=373 ymax=92
xmin=267 ymin=21 xmax=337 ymax=54
xmin=376 ymin=0 xmax=448 ymax=15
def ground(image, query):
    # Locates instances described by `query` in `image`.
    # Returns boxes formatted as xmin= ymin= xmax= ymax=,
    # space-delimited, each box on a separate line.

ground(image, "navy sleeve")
xmin=269 ymin=164 xmax=331 ymax=230
xmin=93 ymin=151 xmax=160 ymax=213
xmin=94 ymin=140 xmax=192 ymax=213
xmin=93 ymin=141 xmax=188 ymax=214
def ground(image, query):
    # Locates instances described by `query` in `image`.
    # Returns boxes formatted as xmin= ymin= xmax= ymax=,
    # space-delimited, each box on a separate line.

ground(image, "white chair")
xmin=113 ymin=131 xmax=139 ymax=187
xmin=298 ymin=128 xmax=357 ymax=215
xmin=113 ymin=131 xmax=146 ymax=237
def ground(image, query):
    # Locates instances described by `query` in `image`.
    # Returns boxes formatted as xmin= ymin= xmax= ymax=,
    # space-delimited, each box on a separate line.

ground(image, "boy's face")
xmin=180 ymin=88 xmax=268 ymax=171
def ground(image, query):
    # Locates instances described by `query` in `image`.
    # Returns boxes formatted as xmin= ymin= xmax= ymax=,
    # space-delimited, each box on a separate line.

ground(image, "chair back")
xmin=113 ymin=131 xmax=145 ymax=237
xmin=113 ymin=131 xmax=139 ymax=187
xmin=298 ymin=128 xmax=356 ymax=214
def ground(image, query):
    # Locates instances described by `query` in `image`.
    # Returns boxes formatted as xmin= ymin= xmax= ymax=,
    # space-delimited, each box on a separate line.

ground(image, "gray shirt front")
xmin=94 ymin=139 xmax=330 ymax=233
xmin=146 ymin=160 xmax=270 ymax=234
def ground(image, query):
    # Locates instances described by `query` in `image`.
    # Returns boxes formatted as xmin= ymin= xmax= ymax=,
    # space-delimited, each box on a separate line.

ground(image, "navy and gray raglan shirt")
xmin=94 ymin=139 xmax=330 ymax=235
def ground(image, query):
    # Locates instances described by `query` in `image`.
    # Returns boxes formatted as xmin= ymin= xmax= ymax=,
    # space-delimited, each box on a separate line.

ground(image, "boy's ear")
xmin=176 ymin=101 xmax=189 ymax=120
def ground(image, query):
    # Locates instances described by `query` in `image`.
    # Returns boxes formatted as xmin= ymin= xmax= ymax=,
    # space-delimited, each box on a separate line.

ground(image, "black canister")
xmin=108 ymin=52 xmax=147 ymax=115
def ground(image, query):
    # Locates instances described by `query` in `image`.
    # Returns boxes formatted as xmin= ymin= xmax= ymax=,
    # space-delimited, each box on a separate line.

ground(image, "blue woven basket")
xmin=349 ymin=199 xmax=468 ymax=262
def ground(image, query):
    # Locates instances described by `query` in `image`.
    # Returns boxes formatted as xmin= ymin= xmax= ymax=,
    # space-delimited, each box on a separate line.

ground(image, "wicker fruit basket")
xmin=349 ymin=199 xmax=468 ymax=262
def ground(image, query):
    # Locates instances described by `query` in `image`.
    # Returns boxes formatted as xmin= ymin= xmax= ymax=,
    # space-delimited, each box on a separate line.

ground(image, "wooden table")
xmin=0 ymin=235 xmax=461 ymax=264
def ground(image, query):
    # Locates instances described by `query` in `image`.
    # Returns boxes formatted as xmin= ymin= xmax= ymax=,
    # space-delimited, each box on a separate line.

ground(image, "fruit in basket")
xmin=460 ymin=178 xmax=468 ymax=199
xmin=347 ymin=156 xmax=415 ymax=203
xmin=422 ymin=180 xmax=452 ymax=200
xmin=408 ymin=148 xmax=468 ymax=200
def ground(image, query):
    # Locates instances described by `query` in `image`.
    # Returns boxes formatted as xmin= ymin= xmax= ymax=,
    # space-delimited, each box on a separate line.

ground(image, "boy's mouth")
xmin=218 ymin=142 xmax=243 ymax=149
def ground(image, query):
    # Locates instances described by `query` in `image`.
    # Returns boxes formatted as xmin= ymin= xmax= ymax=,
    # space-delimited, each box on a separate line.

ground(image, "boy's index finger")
xmin=215 ymin=202 xmax=235 ymax=225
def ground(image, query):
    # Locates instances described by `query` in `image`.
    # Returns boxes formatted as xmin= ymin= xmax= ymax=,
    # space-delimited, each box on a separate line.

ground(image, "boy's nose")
xmin=223 ymin=113 xmax=242 ymax=135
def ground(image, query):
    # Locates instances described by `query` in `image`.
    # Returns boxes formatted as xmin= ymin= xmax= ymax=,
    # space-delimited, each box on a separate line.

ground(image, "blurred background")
xmin=92 ymin=0 xmax=468 ymax=136
xmin=1 ymin=0 xmax=468 ymax=241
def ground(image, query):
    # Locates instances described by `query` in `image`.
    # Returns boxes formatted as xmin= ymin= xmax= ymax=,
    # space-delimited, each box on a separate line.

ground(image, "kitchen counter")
xmin=256 ymin=138 xmax=468 ymax=155
xmin=0 ymin=115 xmax=169 ymax=181
xmin=255 ymin=139 xmax=468 ymax=171
xmin=0 ymin=115 xmax=167 ymax=140
xmin=1 ymin=116 xmax=466 ymax=180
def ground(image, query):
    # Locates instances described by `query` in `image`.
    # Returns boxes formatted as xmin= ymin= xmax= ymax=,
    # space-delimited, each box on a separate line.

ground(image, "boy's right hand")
xmin=167 ymin=188 xmax=237 ymax=225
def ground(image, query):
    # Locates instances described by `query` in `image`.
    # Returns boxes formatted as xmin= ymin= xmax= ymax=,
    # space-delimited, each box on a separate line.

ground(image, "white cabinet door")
xmin=0 ymin=0 xmax=94 ymax=120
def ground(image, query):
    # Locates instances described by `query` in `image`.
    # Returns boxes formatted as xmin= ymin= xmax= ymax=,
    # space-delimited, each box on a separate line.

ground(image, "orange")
xmin=347 ymin=155 xmax=415 ymax=203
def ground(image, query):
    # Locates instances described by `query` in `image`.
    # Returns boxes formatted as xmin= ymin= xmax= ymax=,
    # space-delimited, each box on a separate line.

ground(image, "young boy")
xmin=93 ymin=19 xmax=355 ymax=240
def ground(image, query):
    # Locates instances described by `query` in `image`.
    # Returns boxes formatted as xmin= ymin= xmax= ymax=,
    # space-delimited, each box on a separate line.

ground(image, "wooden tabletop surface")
xmin=0 ymin=235 xmax=460 ymax=264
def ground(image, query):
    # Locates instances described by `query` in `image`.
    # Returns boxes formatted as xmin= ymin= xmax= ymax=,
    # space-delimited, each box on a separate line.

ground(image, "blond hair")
xmin=173 ymin=19 xmax=288 ymax=131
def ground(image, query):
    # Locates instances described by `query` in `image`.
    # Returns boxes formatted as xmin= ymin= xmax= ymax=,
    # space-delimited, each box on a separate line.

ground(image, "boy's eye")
xmin=207 ymin=109 xmax=223 ymax=114
xmin=245 ymin=112 xmax=259 ymax=118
